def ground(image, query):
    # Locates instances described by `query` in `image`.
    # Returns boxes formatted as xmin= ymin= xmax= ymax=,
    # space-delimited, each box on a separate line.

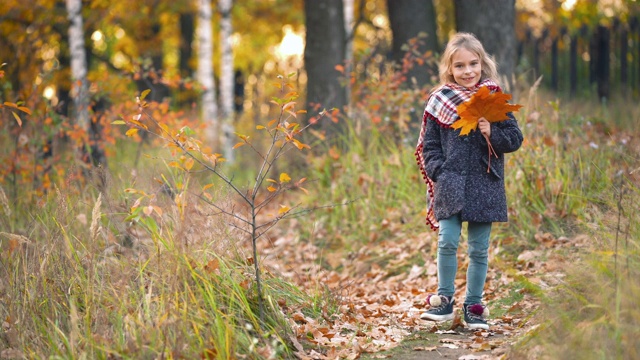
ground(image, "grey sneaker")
xmin=420 ymin=295 xmax=455 ymax=321
xmin=463 ymin=303 xmax=490 ymax=330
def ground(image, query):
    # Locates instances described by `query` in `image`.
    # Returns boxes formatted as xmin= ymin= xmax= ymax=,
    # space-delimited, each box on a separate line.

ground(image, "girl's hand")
xmin=478 ymin=117 xmax=491 ymax=138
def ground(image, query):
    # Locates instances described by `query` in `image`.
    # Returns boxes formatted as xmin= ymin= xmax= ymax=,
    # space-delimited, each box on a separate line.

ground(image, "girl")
xmin=415 ymin=33 xmax=523 ymax=330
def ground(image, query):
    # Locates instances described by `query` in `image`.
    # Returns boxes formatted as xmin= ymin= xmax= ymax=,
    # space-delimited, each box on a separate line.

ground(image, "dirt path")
xmin=361 ymin=330 xmax=506 ymax=359
xmin=359 ymin=315 xmax=522 ymax=359
xmin=261 ymin=225 xmax=565 ymax=359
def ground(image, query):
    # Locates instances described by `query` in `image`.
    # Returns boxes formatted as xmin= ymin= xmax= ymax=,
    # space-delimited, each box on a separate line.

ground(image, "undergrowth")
xmin=0 ymin=169 xmax=308 ymax=358
xmin=512 ymin=176 xmax=640 ymax=359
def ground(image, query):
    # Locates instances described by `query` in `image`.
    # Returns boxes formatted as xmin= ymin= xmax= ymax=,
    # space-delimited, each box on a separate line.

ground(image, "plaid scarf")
xmin=415 ymin=79 xmax=501 ymax=231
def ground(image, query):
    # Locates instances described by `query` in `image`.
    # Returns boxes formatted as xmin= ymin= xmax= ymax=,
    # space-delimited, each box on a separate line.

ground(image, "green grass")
xmin=512 ymin=179 xmax=640 ymax=359
xmin=299 ymin=124 xmax=428 ymax=251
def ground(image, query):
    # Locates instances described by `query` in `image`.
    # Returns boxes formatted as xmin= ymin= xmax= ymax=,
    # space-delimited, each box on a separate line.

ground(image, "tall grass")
xmin=512 ymin=177 xmax=640 ymax=359
xmin=501 ymin=96 xmax=624 ymax=245
xmin=0 ymin=163 xmax=310 ymax=359
xmin=301 ymin=123 xmax=427 ymax=250
xmin=504 ymin=87 xmax=640 ymax=358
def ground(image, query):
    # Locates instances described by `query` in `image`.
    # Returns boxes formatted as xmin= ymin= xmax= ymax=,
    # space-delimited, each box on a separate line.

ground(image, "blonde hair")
xmin=438 ymin=32 xmax=500 ymax=87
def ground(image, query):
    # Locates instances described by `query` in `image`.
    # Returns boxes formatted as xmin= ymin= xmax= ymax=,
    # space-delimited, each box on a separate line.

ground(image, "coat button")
xmin=461 ymin=170 xmax=467 ymax=175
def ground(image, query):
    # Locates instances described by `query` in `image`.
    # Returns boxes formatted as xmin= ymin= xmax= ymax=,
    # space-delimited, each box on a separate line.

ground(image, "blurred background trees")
xmin=1 ymin=0 xmax=639 ymax=198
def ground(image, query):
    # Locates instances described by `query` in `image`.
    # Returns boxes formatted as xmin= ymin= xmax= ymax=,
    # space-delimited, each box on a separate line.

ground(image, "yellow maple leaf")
xmin=452 ymin=86 xmax=523 ymax=136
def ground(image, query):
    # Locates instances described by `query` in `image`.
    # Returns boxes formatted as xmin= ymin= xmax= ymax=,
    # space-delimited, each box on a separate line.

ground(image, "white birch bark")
xmin=197 ymin=0 xmax=218 ymax=144
xmin=219 ymin=0 xmax=235 ymax=163
xmin=66 ymin=0 xmax=89 ymax=132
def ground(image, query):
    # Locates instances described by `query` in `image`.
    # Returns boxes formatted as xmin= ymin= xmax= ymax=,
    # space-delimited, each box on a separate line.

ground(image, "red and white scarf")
xmin=415 ymin=79 xmax=501 ymax=231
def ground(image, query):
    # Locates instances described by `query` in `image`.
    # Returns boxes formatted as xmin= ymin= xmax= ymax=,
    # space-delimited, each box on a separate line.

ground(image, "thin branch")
xmin=192 ymin=192 xmax=252 ymax=227
xmin=139 ymin=108 xmax=252 ymax=206
xmin=254 ymin=184 xmax=296 ymax=214
xmin=252 ymin=106 xmax=286 ymax=199
xmin=254 ymin=200 xmax=357 ymax=234
xmin=227 ymin=221 xmax=252 ymax=237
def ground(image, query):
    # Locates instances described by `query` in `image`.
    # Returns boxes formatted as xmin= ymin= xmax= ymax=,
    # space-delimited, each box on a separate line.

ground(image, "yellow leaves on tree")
xmin=452 ymin=86 xmax=523 ymax=136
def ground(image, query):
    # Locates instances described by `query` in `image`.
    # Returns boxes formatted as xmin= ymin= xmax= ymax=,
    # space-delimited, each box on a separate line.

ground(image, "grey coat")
xmin=422 ymin=114 xmax=523 ymax=223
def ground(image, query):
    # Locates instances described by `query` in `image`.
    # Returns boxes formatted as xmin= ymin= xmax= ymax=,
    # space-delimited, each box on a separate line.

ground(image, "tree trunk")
xmin=620 ymin=26 xmax=628 ymax=91
xmin=219 ymin=0 xmax=235 ymax=163
xmin=386 ymin=0 xmax=439 ymax=88
xmin=589 ymin=29 xmax=597 ymax=85
xmin=179 ymin=12 xmax=196 ymax=106
xmin=570 ymin=34 xmax=578 ymax=97
xmin=304 ymin=0 xmax=347 ymax=143
xmin=180 ymin=12 xmax=195 ymax=79
xmin=595 ymin=25 xmax=610 ymax=100
xmin=454 ymin=0 xmax=517 ymax=91
xmin=66 ymin=0 xmax=89 ymax=132
xmin=636 ymin=18 xmax=640 ymax=91
xmin=343 ymin=0 xmax=354 ymax=112
xmin=551 ymin=37 xmax=558 ymax=91
xmin=197 ymin=0 xmax=218 ymax=145
xmin=533 ymin=37 xmax=540 ymax=84
xmin=134 ymin=22 xmax=171 ymax=103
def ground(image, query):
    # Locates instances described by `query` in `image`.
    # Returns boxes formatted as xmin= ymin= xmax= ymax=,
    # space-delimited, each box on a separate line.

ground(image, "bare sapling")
xmin=113 ymin=73 xmax=337 ymax=321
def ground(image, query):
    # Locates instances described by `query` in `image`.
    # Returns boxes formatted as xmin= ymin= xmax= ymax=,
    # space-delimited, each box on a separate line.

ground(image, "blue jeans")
xmin=436 ymin=214 xmax=492 ymax=305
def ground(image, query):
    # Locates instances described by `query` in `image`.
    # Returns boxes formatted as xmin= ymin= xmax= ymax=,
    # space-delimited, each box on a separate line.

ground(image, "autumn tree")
xmin=219 ymin=0 xmax=235 ymax=163
xmin=386 ymin=0 xmax=439 ymax=88
xmin=454 ymin=0 xmax=517 ymax=90
xmin=304 ymin=0 xmax=347 ymax=142
xmin=344 ymin=0 xmax=354 ymax=108
xmin=179 ymin=11 xmax=195 ymax=79
xmin=197 ymin=0 xmax=218 ymax=144
xmin=66 ymin=0 xmax=90 ymax=133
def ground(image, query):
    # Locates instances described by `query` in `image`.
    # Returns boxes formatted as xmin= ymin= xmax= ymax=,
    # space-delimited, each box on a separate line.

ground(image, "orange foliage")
xmin=453 ymin=86 xmax=523 ymax=136
xmin=452 ymin=86 xmax=523 ymax=172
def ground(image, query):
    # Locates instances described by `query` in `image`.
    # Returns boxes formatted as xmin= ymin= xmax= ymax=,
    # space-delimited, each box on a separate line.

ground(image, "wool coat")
xmin=422 ymin=113 xmax=523 ymax=223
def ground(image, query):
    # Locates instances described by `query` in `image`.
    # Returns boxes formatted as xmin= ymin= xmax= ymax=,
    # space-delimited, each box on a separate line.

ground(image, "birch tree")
xmin=66 ymin=0 xmax=89 ymax=132
xmin=219 ymin=0 xmax=235 ymax=163
xmin=197 ymin=0 xmax=218 ymax=144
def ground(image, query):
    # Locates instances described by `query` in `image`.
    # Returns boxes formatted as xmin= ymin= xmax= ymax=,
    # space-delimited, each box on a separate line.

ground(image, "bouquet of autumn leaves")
xmin=452 ymin=86 xmax=523 ymax=172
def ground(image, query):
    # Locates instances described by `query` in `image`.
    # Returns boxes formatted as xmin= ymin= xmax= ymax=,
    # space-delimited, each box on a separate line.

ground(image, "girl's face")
xmin=449 ymin=48 xmax=482 ymax=88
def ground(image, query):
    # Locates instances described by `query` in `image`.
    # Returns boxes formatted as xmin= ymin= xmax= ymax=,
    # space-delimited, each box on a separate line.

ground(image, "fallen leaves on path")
xmin=260 ymin=221 xmax=584 ymax=359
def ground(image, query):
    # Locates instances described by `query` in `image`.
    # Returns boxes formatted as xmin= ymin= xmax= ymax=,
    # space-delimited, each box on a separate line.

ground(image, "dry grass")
xmin=0 ymin=166 xmax=308 ymax=359
xmin=512 ymin=182 xmax=640 ymax=359
xmin=0 ymin=184 xmax=10 ymax=219
xmin=501 ymin=85 xmax=640 ymax=358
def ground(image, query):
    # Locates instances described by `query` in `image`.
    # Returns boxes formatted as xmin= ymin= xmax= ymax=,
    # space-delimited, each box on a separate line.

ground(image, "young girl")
xmin=415 ymin=33 xmax=523 ymax=330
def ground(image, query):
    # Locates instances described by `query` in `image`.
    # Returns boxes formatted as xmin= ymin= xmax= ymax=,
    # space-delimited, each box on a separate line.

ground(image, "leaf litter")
xmin=259 ymin=218 xmax=582 ymax=359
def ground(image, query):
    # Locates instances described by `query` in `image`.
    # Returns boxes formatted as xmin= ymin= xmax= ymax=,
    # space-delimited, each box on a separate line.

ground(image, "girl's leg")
xmin=465 ymin=221 xmax=492 ymax=304
xmin=437 ymin=214 xmax=462 ymax=297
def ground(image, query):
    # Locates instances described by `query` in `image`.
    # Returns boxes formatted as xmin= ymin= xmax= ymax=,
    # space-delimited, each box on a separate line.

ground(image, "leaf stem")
xmin=484 ymin=134 xmax=497 ymax=173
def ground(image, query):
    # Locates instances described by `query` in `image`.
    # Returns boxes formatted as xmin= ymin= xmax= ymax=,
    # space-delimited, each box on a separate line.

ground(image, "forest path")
xmin=262 ymin=224 xmax=578 ymax=359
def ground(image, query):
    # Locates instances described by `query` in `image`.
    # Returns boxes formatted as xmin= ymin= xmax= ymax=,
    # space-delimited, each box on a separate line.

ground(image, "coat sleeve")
xmin=422 ymin=118 xmax=446 ymax=181
xmin=486 ymin=113 xmax=523 ymax=154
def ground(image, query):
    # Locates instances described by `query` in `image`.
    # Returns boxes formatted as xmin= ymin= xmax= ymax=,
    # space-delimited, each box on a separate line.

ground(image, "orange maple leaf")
xmin=452 ymin=86 xmax=523 ymax=136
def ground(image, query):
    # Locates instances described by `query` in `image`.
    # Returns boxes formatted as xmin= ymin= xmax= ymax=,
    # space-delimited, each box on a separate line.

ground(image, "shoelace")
xmin=465 ymin=309 xmax=485 ymax=322
xmin=431 ymin=297 xmax=449 ymax=312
